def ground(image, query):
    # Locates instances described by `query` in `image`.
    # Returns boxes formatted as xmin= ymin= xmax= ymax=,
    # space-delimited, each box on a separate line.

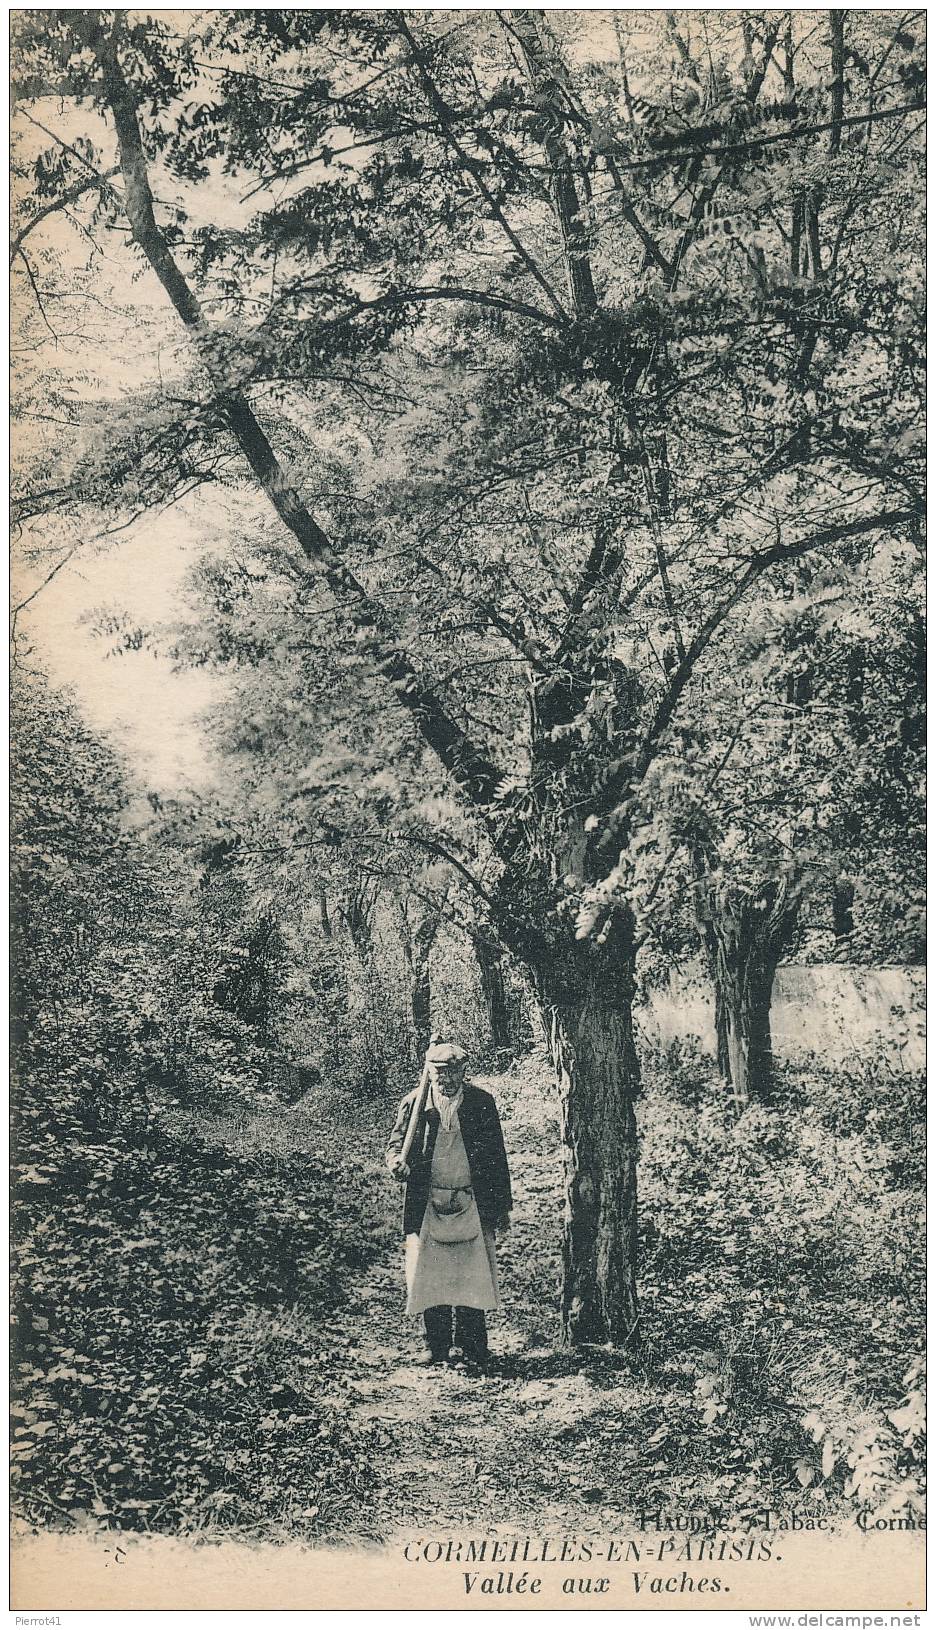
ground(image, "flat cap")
xmin=426 ymin=1042 xmax=468 ymax=1065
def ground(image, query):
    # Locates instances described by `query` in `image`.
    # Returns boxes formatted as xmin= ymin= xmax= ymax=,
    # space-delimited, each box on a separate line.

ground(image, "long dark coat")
xmin=385 ymin=1081 xmax=512 ymax=1238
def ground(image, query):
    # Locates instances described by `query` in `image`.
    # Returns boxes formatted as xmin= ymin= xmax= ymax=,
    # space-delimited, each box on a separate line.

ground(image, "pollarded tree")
xmin=633 ymin=539 xmax=925 ymax=1103
xmin=11 ymin=10 xmax=924 ymax=1343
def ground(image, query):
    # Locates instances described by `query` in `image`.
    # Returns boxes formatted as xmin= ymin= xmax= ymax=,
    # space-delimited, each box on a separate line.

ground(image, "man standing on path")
xmin=386 ymin=1043 xmax=512 ymax=1370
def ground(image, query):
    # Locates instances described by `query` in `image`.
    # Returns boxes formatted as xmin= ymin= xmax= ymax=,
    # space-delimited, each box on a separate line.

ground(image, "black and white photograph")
xmin=10 ymin=5 xmax=925 ymax=1612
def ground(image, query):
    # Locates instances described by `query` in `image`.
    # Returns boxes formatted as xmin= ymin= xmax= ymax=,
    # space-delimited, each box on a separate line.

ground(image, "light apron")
xmin=405 ymin=1119 xmax=500 ymax=1316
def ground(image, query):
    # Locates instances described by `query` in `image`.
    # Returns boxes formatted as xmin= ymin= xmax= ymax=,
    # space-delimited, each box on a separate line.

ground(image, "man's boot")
xmin=454 ymin=1306 xmax=489 ymax=1368
xmin=423 ymin=1304 xmax=453 ymax=1363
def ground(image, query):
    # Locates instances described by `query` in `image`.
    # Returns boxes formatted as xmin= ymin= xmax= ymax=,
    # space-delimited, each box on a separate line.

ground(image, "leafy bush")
xmin=11 ymin=680 xmax=391 ymax=1536
xmin=637 ymin=1047 xmax=925 ymax=1519
xmin=11 ymin=1120 xmax=388 ymax=1535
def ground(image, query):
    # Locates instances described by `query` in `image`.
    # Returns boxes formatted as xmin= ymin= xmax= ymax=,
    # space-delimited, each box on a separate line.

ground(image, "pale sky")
xmin=12 ymin=88 xmax=230 ymax=800
xmin=15 ymin=498 xmax=227 ymax=799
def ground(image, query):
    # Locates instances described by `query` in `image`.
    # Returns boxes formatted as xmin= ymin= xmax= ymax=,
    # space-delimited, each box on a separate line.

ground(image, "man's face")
xmin=430 ymin=1060 xmax=465 ymax=1097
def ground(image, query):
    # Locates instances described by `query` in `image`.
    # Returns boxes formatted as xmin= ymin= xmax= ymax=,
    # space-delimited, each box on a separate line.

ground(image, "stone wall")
xmin=637 ymin=962 xmax=925 ymax=1071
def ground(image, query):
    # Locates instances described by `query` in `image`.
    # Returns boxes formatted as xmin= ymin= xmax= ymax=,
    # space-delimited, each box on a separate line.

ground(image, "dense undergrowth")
xmin=12 ymin=1045 xmax=925 ymax=1541
xmin=10 ymin=678 xmax=393 ymax=1539
xmin=11 ymin=1105 xmax=392 ymax=1537
xmin=634 ymin=1044 xmax=925 ymax=1521
xmin=12 ymin=678 xmax=923 ymax=1542
xmin=456 ymin=1048 xmax=925 ymax=1531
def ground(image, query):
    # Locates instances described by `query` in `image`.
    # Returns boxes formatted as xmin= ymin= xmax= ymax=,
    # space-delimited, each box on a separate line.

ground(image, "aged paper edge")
xmin=11 ymin=1530 xmax=925 ymax=1611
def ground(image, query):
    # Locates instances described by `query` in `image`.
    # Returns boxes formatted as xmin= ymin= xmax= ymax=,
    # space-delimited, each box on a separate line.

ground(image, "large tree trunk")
xmin=530 ymin=920 xmax=640 ymax=1347
xmin=704 ymin=879 xmax=800 ymax=1106
xmin=520 ymin=590 xmax=643 ymax=1347
xmin=712 ymin=930 xmax=778 ymax=1106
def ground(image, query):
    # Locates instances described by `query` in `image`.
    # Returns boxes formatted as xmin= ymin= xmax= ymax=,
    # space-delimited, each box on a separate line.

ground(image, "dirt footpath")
xmin=334 ymin=1067 xmax=657 ymax=1536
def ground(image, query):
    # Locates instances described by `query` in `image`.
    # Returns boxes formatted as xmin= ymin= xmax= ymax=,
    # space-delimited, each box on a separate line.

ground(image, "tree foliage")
xmin=11 ymin=7 xmax=925 ymax=1344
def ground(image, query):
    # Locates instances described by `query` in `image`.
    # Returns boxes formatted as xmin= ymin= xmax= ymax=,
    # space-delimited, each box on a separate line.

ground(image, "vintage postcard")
xmin=10 ymin=5 xmax=925 ymax=1614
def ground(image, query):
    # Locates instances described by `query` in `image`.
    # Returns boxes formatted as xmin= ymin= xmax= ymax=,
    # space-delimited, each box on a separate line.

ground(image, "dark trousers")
xmin=423 ymin=1304 xmax=488 ymax=1361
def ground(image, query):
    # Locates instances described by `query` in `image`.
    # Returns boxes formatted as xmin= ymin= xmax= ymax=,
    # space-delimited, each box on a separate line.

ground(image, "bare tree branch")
xmin=632 ymin=506 xmax=922 ymax=788
xmin=279 ymin=281 xmax=564 ymax=333
xmin=607 ymin=99 xmax=925 ymax=174
xmin=13 ymin=247 xmax=60 ymax=339
xmin=88 ymin=15 xmax=511 ymax=820
xmin=500 ymin=11 xmax=598 ymax=316
xmin=395 ymin=12 xmax=570 ymax=322
xmin=10 ymin=167 xmax=118 ymax=266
